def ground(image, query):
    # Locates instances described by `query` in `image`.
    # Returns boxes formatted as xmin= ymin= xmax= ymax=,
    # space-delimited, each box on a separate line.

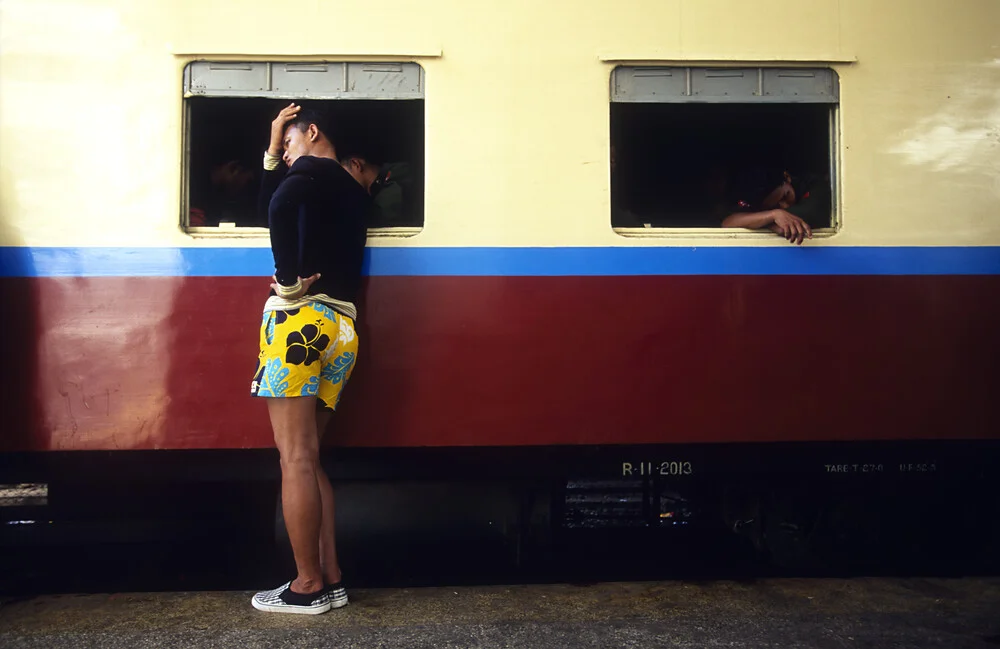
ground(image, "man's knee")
xmin=278 ymin=439 xmax=320 ymax=471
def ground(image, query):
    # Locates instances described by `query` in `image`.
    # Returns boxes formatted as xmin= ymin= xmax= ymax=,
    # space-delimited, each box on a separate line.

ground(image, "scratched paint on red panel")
xmin=3 ymin=275 xmax=999 ymax=452
xmin=34 ymin=278 xmax=188 ymax=450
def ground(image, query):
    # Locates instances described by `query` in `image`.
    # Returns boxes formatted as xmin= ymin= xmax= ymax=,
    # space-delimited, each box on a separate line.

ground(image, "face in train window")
xmin=183 ymin=62 xmax=425 ymax=232
xmin=610 ymin=67 xmax=839 ymax=233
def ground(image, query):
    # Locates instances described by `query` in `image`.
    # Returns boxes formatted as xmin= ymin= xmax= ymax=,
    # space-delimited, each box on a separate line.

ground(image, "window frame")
xmin=609 ymin=65 xmax=842 ymax=238
xmin=180 ymin=61 xmax=426 ymax=238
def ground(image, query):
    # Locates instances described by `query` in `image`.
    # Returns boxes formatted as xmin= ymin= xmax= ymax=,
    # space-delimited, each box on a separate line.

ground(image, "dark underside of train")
xmin=2 ymin=439 xmax=998 ymax=595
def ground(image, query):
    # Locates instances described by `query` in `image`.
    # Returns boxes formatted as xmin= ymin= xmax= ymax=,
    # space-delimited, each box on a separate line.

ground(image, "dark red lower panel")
xmin=2 ymin=275 xmax=998 ymax=451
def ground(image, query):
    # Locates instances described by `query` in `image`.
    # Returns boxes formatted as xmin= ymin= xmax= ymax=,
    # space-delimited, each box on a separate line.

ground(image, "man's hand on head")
xmin=268 ymin=103 xmax=301 ymax=158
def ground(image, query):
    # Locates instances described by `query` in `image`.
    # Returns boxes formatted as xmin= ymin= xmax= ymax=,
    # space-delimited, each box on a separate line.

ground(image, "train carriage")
xmin=1 ymin=0 xmax=998 ymax=574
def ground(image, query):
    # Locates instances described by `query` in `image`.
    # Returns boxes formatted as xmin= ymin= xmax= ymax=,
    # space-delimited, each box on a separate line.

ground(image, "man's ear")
xmin=308 ymin=124 xmax=320 ymax=143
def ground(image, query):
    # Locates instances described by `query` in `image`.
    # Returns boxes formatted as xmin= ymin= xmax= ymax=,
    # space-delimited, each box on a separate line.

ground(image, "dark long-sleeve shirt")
xmin=259 ymin=155 xmax=371 ymax=308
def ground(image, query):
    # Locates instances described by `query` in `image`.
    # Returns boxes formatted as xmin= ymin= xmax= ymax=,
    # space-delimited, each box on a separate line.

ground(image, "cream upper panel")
xmin=0 ymin=0 xmax=997 ymax=248
xmin=838 ymin=1 xmax=1000 ymax=245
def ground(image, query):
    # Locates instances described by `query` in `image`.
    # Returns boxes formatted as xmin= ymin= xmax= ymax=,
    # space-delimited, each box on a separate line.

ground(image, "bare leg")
xmin=315 ymin=408 xmax=342 ymax=584
xmin=267 ymin=396 xmax=324 ymax=594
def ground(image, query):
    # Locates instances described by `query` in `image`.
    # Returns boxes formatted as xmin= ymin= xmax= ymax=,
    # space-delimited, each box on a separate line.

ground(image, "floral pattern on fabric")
xmin=321 ymin=352 xmax=355 ymax=386
xmin=338 ymin=316 xmax=356 ymax=346
xmin=264 ymin=312 xmax=276 ymax=345
xmin=300 ymin=375 xmax=320 ymax=396
xmin=285 ymin=322 xmax=330 ymax=366
xmin=275 ymin=309 xmax=299 ymax=325
xmin=252 ymin=303 xmax=359 ymax=411
xmin=256 ymin=357 xmax=290 ymax=397
xmin=308 ymin=302 xmax=338 ymax=321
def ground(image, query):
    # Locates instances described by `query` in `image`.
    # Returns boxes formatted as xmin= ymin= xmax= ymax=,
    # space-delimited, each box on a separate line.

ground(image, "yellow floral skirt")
xmin=250 ymin=302 xmax=359 ymax=411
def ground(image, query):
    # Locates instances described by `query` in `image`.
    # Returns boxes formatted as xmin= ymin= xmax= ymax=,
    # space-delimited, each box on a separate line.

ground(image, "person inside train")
xmin=719 ymin=167 xmax=828 ymax=245
xmin=249 ymin=102 xmax=370 ymax=615
xmin=189 ymin=158 xmax=259 ymax=227
xmin=338 ymin=151 xmax=418 ymax=226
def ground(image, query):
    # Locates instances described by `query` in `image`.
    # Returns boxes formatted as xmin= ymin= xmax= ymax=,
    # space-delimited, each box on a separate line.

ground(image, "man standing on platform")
xmin=249 ymin=103 xmax=370 ymax=614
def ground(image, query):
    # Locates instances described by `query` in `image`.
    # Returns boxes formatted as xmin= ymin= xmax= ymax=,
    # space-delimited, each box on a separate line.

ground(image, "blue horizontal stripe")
xmin=0 ymin=246 xmax=998 ymax=278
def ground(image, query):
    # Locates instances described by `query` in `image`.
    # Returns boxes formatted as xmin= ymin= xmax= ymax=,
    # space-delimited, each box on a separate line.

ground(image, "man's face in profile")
xmin=282 ymin=123 xmax=315 ymax=167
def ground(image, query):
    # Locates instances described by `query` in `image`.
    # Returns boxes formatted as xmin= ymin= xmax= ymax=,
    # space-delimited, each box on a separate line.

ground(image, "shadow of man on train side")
xmin=0 ymin=169 xmax=47 ymax=462
xmin=325 ymin=273 xmax=379 ymax=452
xmin=326 ymin=260 xmax=436 ymax=455
xmin=313 ymin=268 xmax=453 ymax=584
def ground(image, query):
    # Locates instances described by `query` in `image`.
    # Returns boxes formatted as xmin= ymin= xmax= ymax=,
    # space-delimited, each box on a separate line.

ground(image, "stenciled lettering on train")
xmin=622 ymin=461 xmax=693 ymax=477
xmin=823 ymin=463 xmax=885 ymax=474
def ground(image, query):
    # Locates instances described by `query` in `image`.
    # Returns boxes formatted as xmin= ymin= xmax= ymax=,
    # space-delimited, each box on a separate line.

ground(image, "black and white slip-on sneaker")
xmin=251 ymin=582 xmax=331 ymax=615
xmin=322 ymin=581 xmax=349 ymax=609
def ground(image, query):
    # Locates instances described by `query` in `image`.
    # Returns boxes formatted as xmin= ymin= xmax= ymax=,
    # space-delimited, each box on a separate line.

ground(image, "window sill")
xmin=613 ymin=226 xmax=838 ymax=240
xmin=367 ymin=227 xmax=423 ymax=239
xmin=186 ymin=226 xmax=269 ymax=239
xmin=184 ymin=226 xmax=423 ymax=239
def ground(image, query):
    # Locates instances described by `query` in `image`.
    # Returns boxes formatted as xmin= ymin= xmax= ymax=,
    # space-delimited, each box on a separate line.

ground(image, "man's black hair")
xmin=732 ymin=167 xmax=788 ymax=209
xmin=288 ymin=106 xmax=334 ymax=140
xmin=337 ymin=146 xmax=382 ymax=167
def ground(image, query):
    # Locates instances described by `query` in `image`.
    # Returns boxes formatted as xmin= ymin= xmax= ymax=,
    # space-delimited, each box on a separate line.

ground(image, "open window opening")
xmin=610 ymin=67 xmax=839 ymax=232
xmin=183 ymin=62 xmax=425 ymax=233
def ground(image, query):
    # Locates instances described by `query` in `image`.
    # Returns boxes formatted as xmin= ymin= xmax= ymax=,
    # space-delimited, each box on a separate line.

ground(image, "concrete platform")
xmin=1 ymin=578 xmax=999 ymax=648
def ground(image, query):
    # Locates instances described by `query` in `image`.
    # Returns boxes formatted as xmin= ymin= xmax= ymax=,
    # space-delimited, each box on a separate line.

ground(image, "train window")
xmin=610 ymin=67 xmax=839 ymax=232
xmin=182 ymin=62 xmax=425 ymax=235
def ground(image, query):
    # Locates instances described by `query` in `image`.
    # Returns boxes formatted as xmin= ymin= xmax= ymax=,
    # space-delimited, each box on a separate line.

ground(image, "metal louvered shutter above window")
xmin=184 ymin=62 xmax=424 ymax=99
xmin=612 ymin=66 xmax=838 ymax=103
